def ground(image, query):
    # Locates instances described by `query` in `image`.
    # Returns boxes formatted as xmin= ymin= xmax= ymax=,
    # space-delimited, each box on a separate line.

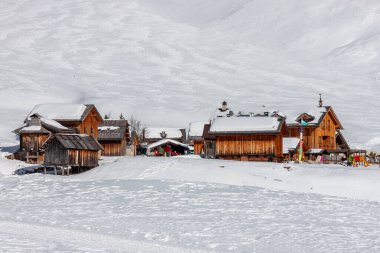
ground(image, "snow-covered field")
xmin=1 ymin=156 xmax=380 ymax=252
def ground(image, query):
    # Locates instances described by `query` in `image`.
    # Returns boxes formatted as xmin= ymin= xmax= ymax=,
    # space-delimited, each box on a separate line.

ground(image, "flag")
xmin=301 ymin=120 xmax=308 ymax=127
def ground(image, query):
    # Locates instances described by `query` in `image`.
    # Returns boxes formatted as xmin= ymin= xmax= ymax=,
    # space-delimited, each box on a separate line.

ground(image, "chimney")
xmin=319 ymin=94 xmax=323 ymax=107
xmin=221 ymin=101 xmax=228 ymax=112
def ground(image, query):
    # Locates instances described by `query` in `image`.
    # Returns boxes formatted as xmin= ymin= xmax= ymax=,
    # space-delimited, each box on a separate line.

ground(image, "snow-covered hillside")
xmin=0 ymin=0 xmax=379 ymax=149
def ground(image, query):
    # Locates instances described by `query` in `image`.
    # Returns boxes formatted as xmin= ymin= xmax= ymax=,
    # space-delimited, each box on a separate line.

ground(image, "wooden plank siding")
xmin=215 ymin=135 xmax=282 ymax=158
xmin=193 ymin=141 xmax=204 ymax=155
xmin=100 ymin=140 xmax=127 ymax=156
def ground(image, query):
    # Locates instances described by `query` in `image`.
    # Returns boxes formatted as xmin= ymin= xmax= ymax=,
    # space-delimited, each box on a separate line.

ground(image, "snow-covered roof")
xmin=144 ymin=128 xmax=184 ymax=140
xmin=27 ymin=104 xmax=89 ymax=121
xmin=147 ymin=139 xmax=189 ymax=150
xmin=21 ymin=125 xmax=42 ymax=131
xmin=188 ymin=122 xmax=207 ymax=138
xmin=308 ymin=149 xmax=324 ymax=154
xmin=99 ymin=126 xmax=120 ymax=131
xmin=283 ymin=137 xmax=300 ymax=154
xmin=40 ymin=118 xmax=70 ymax=131
xmin=282 ymin=106 xmax=327 ymax=125
xmin=209 ymin=117 xmax=282 ymax=133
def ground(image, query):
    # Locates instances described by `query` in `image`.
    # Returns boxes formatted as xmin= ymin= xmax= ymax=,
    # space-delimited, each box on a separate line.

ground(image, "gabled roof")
xmin=286 ymin=106 xmax=343 ymax=129
xmin=147 ymin=139 xmax=189 ymax=150
xmin=208 ymin=117 xmax=285 ymax=135
xmin=44 ymin=134 xmax=103 ymax=151
xmin=26 ymin=104 xmax=103 ymax=123
xmin=98 ymin=120 xmax=129 ymax=141
xmin=14 ymin=114 xmax=72 ymax=134
xmin=144 ymin=128 xmax=186 ymax=140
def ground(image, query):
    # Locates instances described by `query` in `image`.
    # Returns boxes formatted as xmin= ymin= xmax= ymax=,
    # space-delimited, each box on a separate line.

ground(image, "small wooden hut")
xmin=43 ymin=134 xmax=103 ymax=174
xmin=203 ymin=117 xmax=287 ymax=162
xmin=98 ymin=119 xmax=130 ymax=156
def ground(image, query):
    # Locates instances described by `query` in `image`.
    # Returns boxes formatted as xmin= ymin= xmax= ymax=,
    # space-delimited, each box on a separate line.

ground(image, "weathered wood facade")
xmin=44 ymin=134 xmax=103 ymax=170
xmin=98 ymin=120 xmax=130 ymax=156
xmin=204 ymin=117 xmax=287 ymax=162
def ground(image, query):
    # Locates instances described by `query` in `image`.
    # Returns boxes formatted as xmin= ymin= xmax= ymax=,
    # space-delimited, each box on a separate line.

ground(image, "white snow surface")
xmin=28 ymin=104 xmax=87 ymax=121
xmin=0 ymin=0 xmax=379 ymax=150
xmin=283 ymin=137 xmax=300 ymax=154
xmin=210 ymin=117 xmax=280 ymax=133
xmin=1 ymin=156 xmax=380 ymax=252
xmin=144 ymin=127 xmax=183 ymax=139
xmin=188 ymin=121 xmax=208 ymax=138
xmin=99 ymin=126 xmax=120 ymax=131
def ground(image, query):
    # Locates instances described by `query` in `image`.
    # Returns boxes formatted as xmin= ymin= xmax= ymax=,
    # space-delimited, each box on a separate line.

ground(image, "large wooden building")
xmin=43 ymin=134 xmax=103 ymax=174
xmin=203 ymin=117 xmax=288 ymax=161
xmin=98 ymin=119 xmax=130 ymax=156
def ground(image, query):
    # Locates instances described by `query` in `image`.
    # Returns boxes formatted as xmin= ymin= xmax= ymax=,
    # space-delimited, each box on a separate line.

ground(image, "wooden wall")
xmin=45 ymin=139 xmax=99 ymax=168
xmin=288 ymin=112 xmax=337 ymax=150
xmin=68 ymin=150 xmax=99 ymax=168
xmin=79 ymin=109 xmax=100 ymax=139
xmin=100 ymin=140 xmax=127 ymax=156
xmin=19 ymin=133 xmax=50 ymax=163
xmin=193 ymin=141 xmax=204 ymax=155
xmin=215 ymin=135 xmax=283 ymax=159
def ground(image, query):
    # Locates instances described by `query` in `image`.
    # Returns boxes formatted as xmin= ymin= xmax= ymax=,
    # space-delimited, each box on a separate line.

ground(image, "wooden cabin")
xmin=26 ymin=104 xmax=103 ymax=139
xmin=203 ymin=117 xmax=288 ymax=162
xmin=13 ymin=114 xmax=73 ymax=164
xmin=98 ymin=119 xmax=130 ymax=156
xmin=43 ymin=134 xmax=103 ymax=174
xmin=143 ymin=127 xmax=186 ymax=144
xmin=188 ymin=122 xmax=207 ymax=155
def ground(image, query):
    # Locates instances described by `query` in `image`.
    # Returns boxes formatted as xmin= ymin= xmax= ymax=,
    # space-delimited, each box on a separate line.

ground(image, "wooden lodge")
xmin=203 ymin=116 xmax=288 ymax=162
xmin=43 ymin=134 xmax=103 ymax=174
xmin=188 ymin=122 xmax=207 ymax=155
xmin=13 ymin=104 xmax=103 ymax=164
xmin=98 ymin=119 xmax=130 ymax=156
xmin=143 ymin=127 xmax=186 ymax=144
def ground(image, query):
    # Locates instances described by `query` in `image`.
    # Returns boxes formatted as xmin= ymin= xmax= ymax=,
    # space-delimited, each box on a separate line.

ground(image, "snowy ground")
xmin=1 ymin=156 xmax=380 ymax=252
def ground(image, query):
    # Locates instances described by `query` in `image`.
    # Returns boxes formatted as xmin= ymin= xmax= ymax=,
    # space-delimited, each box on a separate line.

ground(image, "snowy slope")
xmin=0 ymin=0 xmax=379 ymax=150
